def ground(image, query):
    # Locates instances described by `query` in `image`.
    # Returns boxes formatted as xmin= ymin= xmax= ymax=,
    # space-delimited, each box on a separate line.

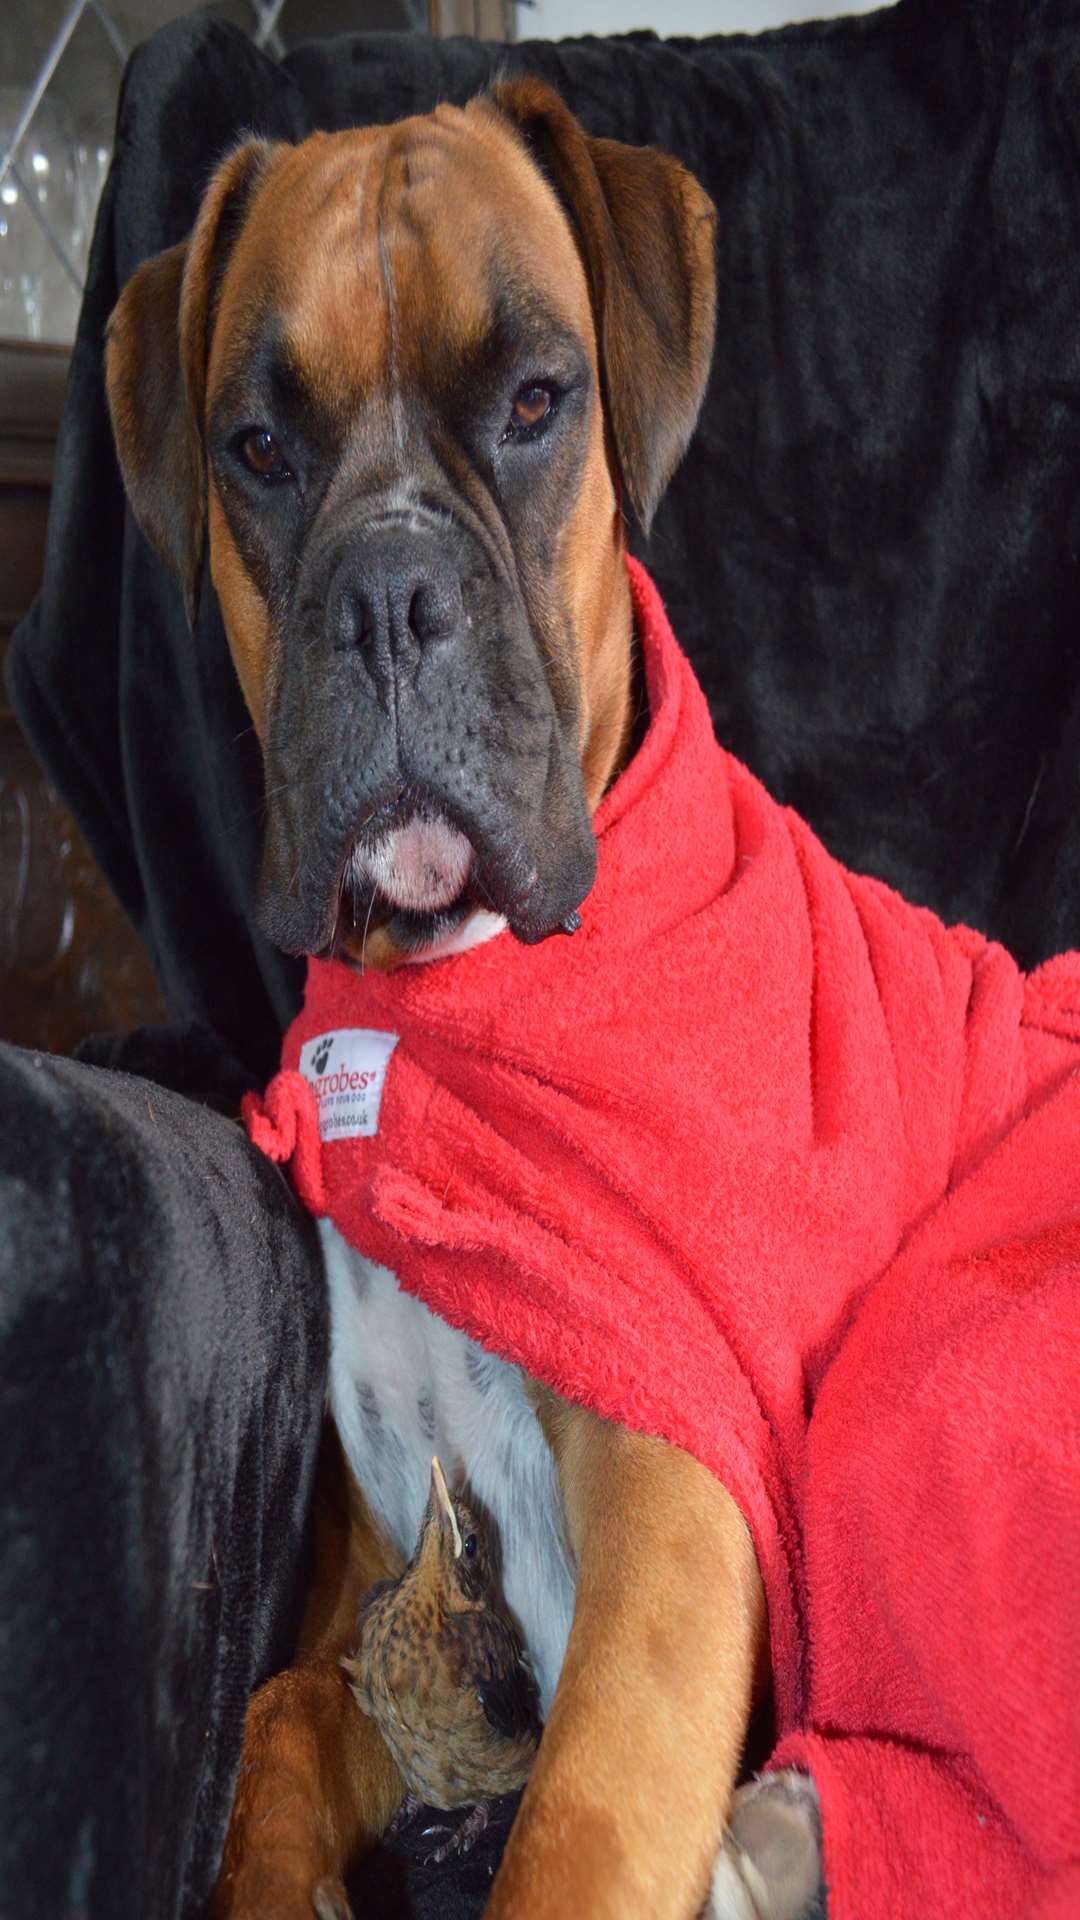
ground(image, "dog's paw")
xmin=313 ymin=1876 xmax=354 ymax=1920
xmin=702 ymin=1770 xmax=824 ymax=1920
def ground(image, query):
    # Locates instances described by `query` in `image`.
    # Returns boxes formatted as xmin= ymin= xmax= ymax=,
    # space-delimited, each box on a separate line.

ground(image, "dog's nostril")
xmin=329 ymin=555 xmax=463 ymax=660
xmin=409 ymin=576 xmax=462 ymax=646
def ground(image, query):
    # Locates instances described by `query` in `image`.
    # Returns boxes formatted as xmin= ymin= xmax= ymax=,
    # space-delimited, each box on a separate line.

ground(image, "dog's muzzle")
xmin=255 ymin=513 xmax=596 ymax=958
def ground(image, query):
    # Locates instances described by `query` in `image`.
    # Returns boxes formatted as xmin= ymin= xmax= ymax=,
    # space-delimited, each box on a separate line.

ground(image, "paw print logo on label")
xmin=298 ymin=1028 xmax=400 ymax=1140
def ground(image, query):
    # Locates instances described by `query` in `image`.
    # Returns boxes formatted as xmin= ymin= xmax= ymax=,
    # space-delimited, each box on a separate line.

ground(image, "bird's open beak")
xmin=430 ymin=1455 xmax=462 ymax=1559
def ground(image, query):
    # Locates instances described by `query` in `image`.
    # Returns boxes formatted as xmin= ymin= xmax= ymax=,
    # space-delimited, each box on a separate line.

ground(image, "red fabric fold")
xmin=249 ymin=559 xmax=1080 ymax=1917
xmin=241 ymin=1071 xmax=326 ymax=1215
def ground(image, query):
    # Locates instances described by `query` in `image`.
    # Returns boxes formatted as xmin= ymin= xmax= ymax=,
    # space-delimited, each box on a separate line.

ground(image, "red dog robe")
xmin=247 ymin=559 xmax=1080 ymax=1919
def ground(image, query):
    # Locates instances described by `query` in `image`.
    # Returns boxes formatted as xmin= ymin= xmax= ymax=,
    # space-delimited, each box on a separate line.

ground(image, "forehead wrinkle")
xmin=269 ymin=136 xmax=389 ymax=418
xmin=210 ymin=109 xmax=598 ymax=431
xmin=376 ymin=136 xmax=406 ymax=456
xmin=386 ymin=148 xmax=593 ymax=389
xmin=375 ymin=105 xmax=594 ymax=341
xmin=269 ymin=119 xmax=484 ymax=423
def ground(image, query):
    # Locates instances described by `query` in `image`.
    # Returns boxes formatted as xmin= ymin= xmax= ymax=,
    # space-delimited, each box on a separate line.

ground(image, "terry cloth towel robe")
xmin=246 ymin=559 xmax=1080 ymax=1919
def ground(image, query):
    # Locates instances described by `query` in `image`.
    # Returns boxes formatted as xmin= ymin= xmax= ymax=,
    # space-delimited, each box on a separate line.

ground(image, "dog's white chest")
xmin=320 ymin=1220 xmax=575 ymax=1714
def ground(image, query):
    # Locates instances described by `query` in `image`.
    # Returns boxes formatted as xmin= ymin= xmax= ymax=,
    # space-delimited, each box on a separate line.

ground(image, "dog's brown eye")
xmin=508 ymin=384 xmax=554 ymax=435
xmin=240 ymin=429 xmax=289 ymax=479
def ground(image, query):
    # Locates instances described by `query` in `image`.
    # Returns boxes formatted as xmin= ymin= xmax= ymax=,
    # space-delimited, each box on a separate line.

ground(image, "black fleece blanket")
xmin=0 ymin=1043 xmax=325 ymax=1919
xmin=5 ymin=5 xmax=1080 ymax=1917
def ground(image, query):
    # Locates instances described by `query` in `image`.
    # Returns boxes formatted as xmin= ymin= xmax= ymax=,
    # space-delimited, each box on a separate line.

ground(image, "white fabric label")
xmin=298 ymin=1028 xmax=400 ymax=1141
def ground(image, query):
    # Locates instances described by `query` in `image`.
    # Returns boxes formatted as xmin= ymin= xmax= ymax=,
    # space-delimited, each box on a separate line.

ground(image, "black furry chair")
xmin=4 ymin=4 xmax=1080 ymax=1915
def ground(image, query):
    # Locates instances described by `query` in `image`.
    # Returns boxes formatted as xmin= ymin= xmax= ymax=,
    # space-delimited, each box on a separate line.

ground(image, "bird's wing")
xmin=470 ymin=1614 xmax=542 ymax=1743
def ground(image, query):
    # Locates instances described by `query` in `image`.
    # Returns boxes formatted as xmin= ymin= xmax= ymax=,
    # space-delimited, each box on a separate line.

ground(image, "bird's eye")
xmin=239 ymin=428 xmax=291 ymax=481
xmin=463 ymin=1533 xmax=478 ymax=1560
xmin=504 ymin=383 xmax=555 ymax=441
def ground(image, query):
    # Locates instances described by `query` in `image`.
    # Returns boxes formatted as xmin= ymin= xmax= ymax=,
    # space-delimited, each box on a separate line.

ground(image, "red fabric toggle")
xmin=242 ymin=1070 xmax=327 ymax=1216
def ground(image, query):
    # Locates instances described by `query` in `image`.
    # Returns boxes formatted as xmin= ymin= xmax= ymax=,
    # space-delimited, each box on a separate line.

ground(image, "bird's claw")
xmin=387 ymin=1790 xmax=423 ymax=1839
xmin=419 ymin=1801 xmax=491 ymax=1865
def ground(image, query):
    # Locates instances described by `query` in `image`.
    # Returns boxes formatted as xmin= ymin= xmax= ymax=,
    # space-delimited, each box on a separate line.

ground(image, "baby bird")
xmin=343 ymin=1457 xmax=541 ymax=1856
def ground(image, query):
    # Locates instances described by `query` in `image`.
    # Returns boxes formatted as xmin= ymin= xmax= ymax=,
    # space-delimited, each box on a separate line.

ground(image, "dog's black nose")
xmin=331 ymin=529 xmax=464 ymax=682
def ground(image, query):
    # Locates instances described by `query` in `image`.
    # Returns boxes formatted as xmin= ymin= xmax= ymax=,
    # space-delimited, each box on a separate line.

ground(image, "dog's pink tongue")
xmin=361 ymin=815 xmax=473 ymax=914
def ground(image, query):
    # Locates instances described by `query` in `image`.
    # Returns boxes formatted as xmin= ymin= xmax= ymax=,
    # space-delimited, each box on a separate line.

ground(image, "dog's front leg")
xmin=210 ymin=1428 xmax=404 ymax=1919
xmin=486 ymin=1403 xmax=766 ymax=1920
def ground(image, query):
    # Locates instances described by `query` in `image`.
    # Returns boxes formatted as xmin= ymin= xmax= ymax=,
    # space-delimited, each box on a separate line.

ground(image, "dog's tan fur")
xmin=107 ymin=78 xmax=766 ymax=1919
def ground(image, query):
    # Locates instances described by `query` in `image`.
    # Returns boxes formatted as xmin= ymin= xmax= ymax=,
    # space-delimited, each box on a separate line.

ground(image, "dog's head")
xmin=106 ymin=78 xmax=715 ymax=965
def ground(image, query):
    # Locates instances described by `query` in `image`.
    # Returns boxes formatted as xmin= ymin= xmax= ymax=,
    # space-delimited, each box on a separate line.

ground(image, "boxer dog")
xmin=105 ymin=77 xmax=823 ymax=1920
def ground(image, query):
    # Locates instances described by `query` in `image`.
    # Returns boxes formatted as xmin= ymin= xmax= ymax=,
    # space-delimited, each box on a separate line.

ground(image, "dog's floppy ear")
xmin=105 ymin=139 xmax=275 ymax=625
xmin=489 ymin=76 xmax=716 ymax=532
